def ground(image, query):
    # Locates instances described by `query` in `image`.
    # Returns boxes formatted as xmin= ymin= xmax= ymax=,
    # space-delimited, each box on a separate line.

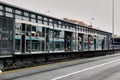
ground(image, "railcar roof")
xmin=0 ymin=1 xmax=112 ymax=35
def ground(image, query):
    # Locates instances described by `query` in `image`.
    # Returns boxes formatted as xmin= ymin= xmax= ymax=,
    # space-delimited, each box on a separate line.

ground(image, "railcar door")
xmin=0 ymin=16 xmax=14 ymax=55
xmin=64 ymin=31 xmax=72 ymax=51
xmin=44 ymin=27 xmax=49 ymax=51
xmin=78 ymin=33 xmax=83 ymax=51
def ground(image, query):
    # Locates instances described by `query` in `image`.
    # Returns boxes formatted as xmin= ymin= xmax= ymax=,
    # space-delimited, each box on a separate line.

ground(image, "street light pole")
xmin=112 ymin=0 xmax=114 ymax=50
xmin=90 ymin=18 xmax=95 ymax=27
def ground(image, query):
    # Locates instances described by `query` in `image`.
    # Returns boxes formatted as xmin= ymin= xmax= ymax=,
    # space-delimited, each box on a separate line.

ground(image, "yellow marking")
xmin=2 ymin=59 xmax=73 ymax=75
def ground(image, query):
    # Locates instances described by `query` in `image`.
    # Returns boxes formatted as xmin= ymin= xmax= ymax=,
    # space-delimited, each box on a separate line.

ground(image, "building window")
xmin=58 ymin=24 xmax=61 ymax=28
xmin=15 ymin=15 xmax=22 ymax=19
xmin=49 ymin=22 xmax=53 ymax=26
xmin=5 ymin=12 xmax=13 ymax=17
xmin=58 ymin=21 xmax=61 ymax=24
xmin=62 ymin=25 xmax=65 ymax=29
xmin=15 ymin=9 xmax=22 ymax=15
xmin=23 ymin=16 xmax=29 ymax=21
xmin=43 ymin=21 xmax=48 ymax=25
xmin=38 ymin=20 xmax=42 ymax=24
xmin=0 ymin=5 xmax=3 ymax=10
xmin=54 ymin=23 xmax=57 ymax=27
xmin=88 ymin=29 xmax=90 ymax=33
xmin=49 ymin=19 xmax=53 ymax=22
xmin=31 ymin=13 xmax=36 ymax=18
xmin=31 ymin=18 xmax=36 ymax=22
xmin=86 ymin=28 xmax=88 ymax=33
xmin=43 ymin=17 xmax=48 ymax=21
xmin=5 ymin=7 xmax=13 ymax=12
xmin=38 ymin=15 xmax=42 ymax=20
xmin=78 ymin=27 xmax=80 ymax=31
xmin=24 ymin=12 xmax=29 ymax=17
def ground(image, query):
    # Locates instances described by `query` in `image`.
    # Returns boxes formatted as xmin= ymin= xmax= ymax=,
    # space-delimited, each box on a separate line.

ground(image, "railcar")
xmin=111 ymin=37 xmax=120 ymax=49
xmin=0 ymin=1 xmax=112 ymax=70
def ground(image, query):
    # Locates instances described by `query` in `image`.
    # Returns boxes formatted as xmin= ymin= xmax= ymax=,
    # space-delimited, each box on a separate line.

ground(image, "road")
xmin=1 ymin=53 xmax=120 ymax=80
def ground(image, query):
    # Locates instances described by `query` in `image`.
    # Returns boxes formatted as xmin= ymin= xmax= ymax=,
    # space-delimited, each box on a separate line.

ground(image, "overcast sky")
xmin=0 ymin=0 xmax=120 ymax=35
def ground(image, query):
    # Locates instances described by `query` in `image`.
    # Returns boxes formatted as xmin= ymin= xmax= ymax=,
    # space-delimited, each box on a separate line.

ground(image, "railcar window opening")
xmin=92 ymin=30 xmax=93 ymax=34
xmin=86 ymin=28 xmax=88 ymax=33
xmin=61 ymin=22 xmax=65 ymax=29
xmin=91 ymin=30 xmax=93 ymax=33
xmin=31 ymin=40 xmax=40 ymax=51
xmin=88 ymin=28 xmax=90 ymax=33
xmin=26 ymin=26 xmax=31 ymax=31
xmin=64 ymin=24 xmax=67 ymax=29
xmin=90 ymin=30 xmax=92 ymax=34
xmin=91 ymin=30 xmax=93 ymax=34
xmin=85 ymin=28 xmax=87 ymax=33
xmin=77 ymin=26 xmax=79 ymax=31
xmin=22 ymin=24 xmax=26 ymax=32
xmin=49 ymin=29 xmax=53 ymax=38
xmin=42 ymin=28 xmax=45 ymax=37
xmin=36 ymin=26 xmax=42 ymax=37
xmin=62 ymin=25 xmax=64 ymax=29
xmin=65 ymin=25 xmax=68 ymax=29
xmin=15 ymin=23 xmax=21 ymax=35
xmin=71 ymin=26 xmax=74 ymax=30
xmin=15 ymin=40 xmax=21 ymax=52
xmin=82 ymin=27 xmax=84 ymax=32
xmin=72 ymin=26 xmax=74 ymax=31
xmin=69 ymin=26 xmax=72 ymax=30
xmin=54 ymin=23 xmax=58 ymax=28
xmin=32 ymin=26 xmax=36 ymax=31
xmin=68 ymin=25 xmax=70 ymax=29
xmin=26 ymin=25 xmax=31 ymax=36
xmin=83 ymin=27 xmax=85 ymax=32
xmin=89 ymin=30 xmax=91 ymax=33
xmin=76 ymin=26 xmax=78 ymax=31
xmin=81 ymin=27 xmax=83 ymax=32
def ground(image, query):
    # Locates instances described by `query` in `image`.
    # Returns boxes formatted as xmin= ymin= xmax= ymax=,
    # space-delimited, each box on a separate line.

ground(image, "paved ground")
xmin=1 ymin=53 xmax=120 ymax=80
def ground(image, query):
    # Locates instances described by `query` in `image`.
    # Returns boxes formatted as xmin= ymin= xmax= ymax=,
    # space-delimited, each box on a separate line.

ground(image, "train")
xmin=0 ymin=1 xmax=117 ymax=70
